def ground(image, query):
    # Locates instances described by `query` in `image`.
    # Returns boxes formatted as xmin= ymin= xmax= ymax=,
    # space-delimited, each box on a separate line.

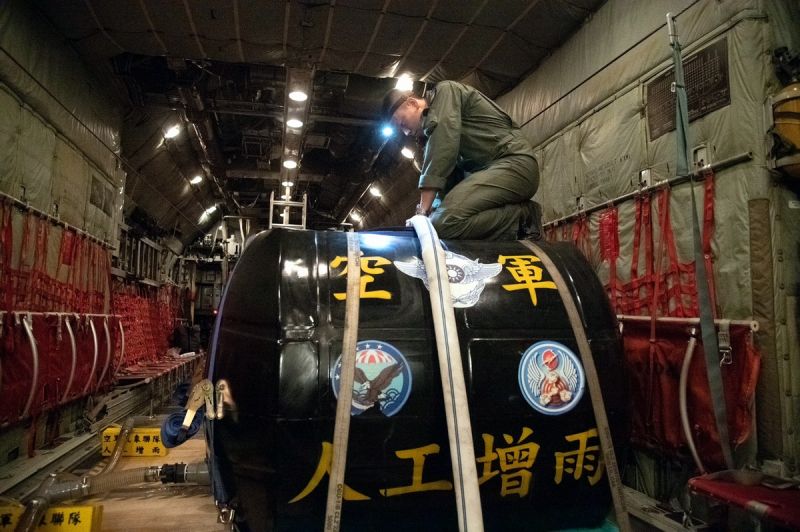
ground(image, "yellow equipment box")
xmin=100 ymin=426 xmax=168 ymax=457
xmin=0 ymin=504 xmax=102 ymax=531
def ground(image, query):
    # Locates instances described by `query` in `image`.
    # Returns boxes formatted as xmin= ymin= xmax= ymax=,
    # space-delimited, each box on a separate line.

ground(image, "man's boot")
xmin=518 ymin=200 xmax=543 ymax=240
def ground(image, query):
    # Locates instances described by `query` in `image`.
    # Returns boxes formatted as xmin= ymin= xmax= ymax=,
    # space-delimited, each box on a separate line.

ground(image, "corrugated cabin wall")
xmin=0 ymin=0 xmax=187 ymax=459
xmin=0 ymin=0 xmax=125 ymax=308
xmin=0 ymin=9 xmax=125 ymax=249
xmin=498 ymin=0 xmax=800 ymax=472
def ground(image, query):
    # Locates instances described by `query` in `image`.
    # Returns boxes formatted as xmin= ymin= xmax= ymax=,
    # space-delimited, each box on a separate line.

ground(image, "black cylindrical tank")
xmin=208 ymin=228 xmax=628 ymax=531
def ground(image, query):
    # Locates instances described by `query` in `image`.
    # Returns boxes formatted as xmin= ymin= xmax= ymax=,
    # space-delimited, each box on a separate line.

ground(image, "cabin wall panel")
xmin=501 ymin=0 xmax=800 ymax=466
xmin=52 ymin=138 xmax=91 ymax=229
xmin=0 ymin=0 xmax=122 ymax=179
xmin=0 ymin=86 xmax=21 ymax=197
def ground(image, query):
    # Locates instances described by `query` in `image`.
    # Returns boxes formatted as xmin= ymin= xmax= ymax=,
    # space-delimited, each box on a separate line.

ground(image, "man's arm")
xmin=416 ymin=187 xmax=439 ymax=215
xmin=418 ymin=82 xmax=462 ymax=191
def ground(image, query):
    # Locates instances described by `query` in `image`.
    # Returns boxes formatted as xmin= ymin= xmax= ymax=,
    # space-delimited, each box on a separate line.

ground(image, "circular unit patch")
xmin=518 ymin=340 xmax=585 ymax=416
xmin=331 ymin=341 xmax=413 ymax=417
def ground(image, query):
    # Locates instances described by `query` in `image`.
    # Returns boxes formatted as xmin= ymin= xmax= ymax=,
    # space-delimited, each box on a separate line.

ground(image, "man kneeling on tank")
xmin=383 ymin=81 xmax=542 ymax=240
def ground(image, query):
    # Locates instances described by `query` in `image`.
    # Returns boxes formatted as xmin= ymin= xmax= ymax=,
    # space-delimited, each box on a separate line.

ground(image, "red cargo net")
xmin=0 ymin=200 xmax=117 ymax=424
xmin=112 ymin=281 xmax=182 ymax=368
xmin=545 ymin=171 xmax=761 ymax=469
xmin=622 ymin=319 xmax=759 ymax=470
xmin=0 ymin=200 xmax=109 ymax=314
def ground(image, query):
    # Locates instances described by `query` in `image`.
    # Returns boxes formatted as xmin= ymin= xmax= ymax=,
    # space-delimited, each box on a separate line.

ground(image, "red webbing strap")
xmin=572 ymin=214 xmax=592 ymax=260
xmin=1 ymin=201 xmax=13 ymax=313
xmin=103 ymin=246 xmax=112 ymax=313
xmin=658 ymin=189 xmax=687 ymax=317
xmin=702 ymin=170 xmax=718 ymax=318
xmin=630 ymin=197 xmax=642 ymax=285
xmin=90 ymin=242 xmax=101 ymax=313
xmin=77 ymin=236 xmax=87 ymax=311
xmin=15 ymin=213 xmax=35 ymax=309
xmin=66 ymin=234 xmax=81 ymax=312
xmin=31 ymin=217 xmax=49 ymax=311
xmin=599 ymin=207 xmax=620 ymax=312
xmin=56 ymin=230 xmax=72 ymax=311
xmin=96 ymin=243 xmax=105 ymax=313
xmin=651 ymin=187 xmax=671 ymax=323
xmin=660 ymin=188 xmax=697 ymax=318
xmin=626 ymin=194 xmax=654 ymax=315
xmin=544 ymin=223 xmax=558 ymax=242
xmin=85 ymin=240 xmax=97 ymax=312
xmin=643 ymin=194 xmax=654 ymax=311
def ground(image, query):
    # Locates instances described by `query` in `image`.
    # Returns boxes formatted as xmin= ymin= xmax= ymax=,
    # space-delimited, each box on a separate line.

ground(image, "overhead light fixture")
xmin=350 ymin=211 xmax=362 ymax=222
xmin=401 ymin=147 xmax=414 ymax=159
xmin=369 ymin=186 xmax=382 ymax=197
xmin=286 ymin=118 xmax=303 ymax=128
xmin=190 ymin=174 xmax=203 ymax=184
xmin=283 ymin=159 xmax=298 ymax=169
xmin=381 ymin=126 xmax=394 ymax=138
xmin=281 ymin=180 xmax=294 ymax=187
xmin=199 ymin=204 xmax=218 ymax=222
xmin=288 ymin=90 xmax=308 ymax=102
xmin=164 ymin=124 xmax=181 ymax=139
xmin=395 ymin=74 xmax=414 ymax=92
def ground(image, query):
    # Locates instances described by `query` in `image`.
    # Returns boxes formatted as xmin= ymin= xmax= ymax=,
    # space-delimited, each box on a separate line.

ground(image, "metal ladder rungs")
xmin=269 ymin=190 xmax=307 ymax=229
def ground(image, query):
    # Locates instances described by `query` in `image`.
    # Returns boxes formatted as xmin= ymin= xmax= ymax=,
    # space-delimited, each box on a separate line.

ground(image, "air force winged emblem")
xmin=518 ymin=341 xmax=585 ymax=416
xmin=394 ymin=251 xmax=501 ymax=307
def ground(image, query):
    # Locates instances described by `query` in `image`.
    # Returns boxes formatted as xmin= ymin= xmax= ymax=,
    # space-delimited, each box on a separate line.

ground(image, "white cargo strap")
xmin=409 ymin=215 xmax=484 ymax=532
xmin=519 ymin=240 xmax=631 ymax=532
xmin=325 ymin=231 xmax=361 ymax=532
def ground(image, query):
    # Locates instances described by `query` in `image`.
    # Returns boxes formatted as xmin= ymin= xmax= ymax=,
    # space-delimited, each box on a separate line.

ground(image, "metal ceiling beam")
xmin=147 ymin=95 xmax=379 ymax=126
xmin=82 ymin=0 xmax=125 ymax=52
xmin=233 ymin=0 xmax=246 ymax=62
xmin=463 ymin=0 xmax=543 ymax=79
xmin=394 ymin=0 xmax=439 ymax=76
xmin=182 ymin=0 xmax=207 ymax=59
xmin=318 ymin=1 xmax=336 ymax=65
xmin=355 ymin=0 xmax=392 ymax=74
xmin=420 ymin=0 xmax=490 ymax=81
xmin=138 ymin=0 xmax=168 ymax=55
xmin=212 ymin=107 xmax=379 ymax=126
xmin=225 ymin=169 xmax=326 ymax=183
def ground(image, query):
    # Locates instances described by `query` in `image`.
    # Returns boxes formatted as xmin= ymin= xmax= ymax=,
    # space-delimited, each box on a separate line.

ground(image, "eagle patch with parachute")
xmin=331 ymin=341 xmax=413 ymax=417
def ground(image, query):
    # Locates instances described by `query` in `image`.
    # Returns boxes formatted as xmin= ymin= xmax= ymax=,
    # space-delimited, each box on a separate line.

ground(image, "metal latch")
xmin=215 ymin=380 xmax=237 ymax=420
xmin=181 ymin=379 xmax=214 ymax=430
xmin=216 ymin=503 xmax=235 ymax=524
xmin=718 ymin=319 xmax=732 ymax=365
xmin=182 ymin=378 xmax=235 ymax=430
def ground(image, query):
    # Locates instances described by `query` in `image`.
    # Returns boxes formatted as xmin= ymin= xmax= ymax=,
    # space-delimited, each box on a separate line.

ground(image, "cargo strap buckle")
xmin=215 ymin=379 xmax=236 ymax=421
xmin=718 ymin=319 xmax=733 ymax=366
xmin=216 ymin=503 xmax=235 ymax=524
xmin=182 ymin=379 xmax=235 ymax=429
xmin=182 ymin=379 xmax=215 ymax=430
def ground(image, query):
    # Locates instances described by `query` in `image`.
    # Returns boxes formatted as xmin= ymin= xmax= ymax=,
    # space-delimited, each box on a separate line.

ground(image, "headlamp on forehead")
xmin=381 ymin=89 xmax=412 ymax=121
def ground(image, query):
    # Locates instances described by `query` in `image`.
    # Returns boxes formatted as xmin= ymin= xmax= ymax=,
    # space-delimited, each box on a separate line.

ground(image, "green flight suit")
xmin=419 ymin=81 xmax=539 ymax=240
